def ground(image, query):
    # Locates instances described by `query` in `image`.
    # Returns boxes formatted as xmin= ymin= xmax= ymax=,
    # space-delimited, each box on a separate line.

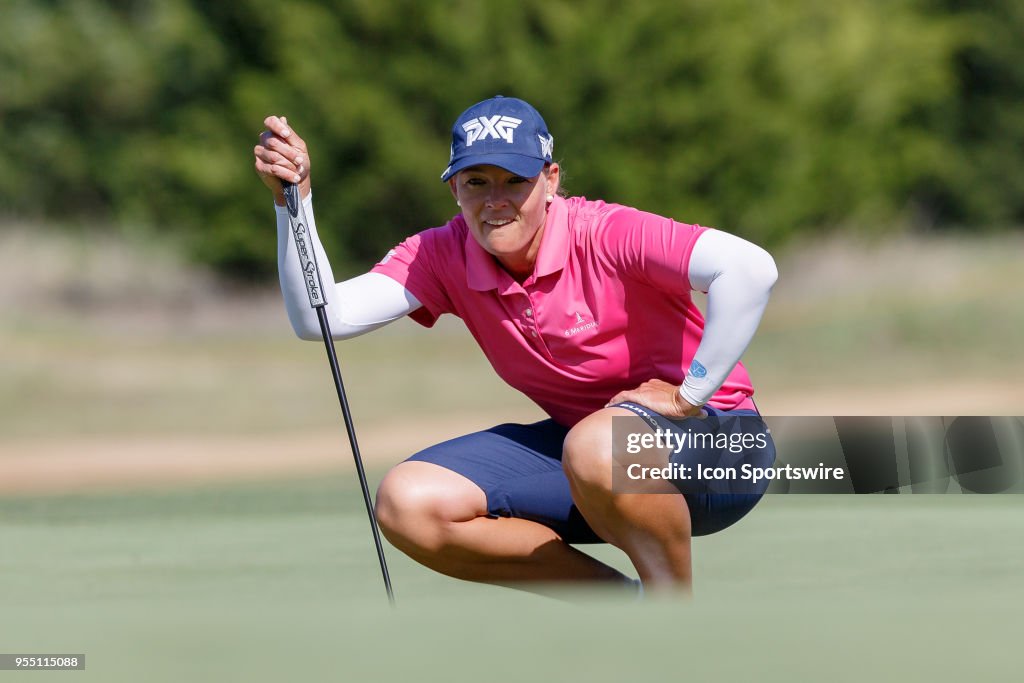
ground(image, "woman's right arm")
xmin=257 ymin=116 xmax=422 ymax=341
xmin=275 ymin=196 xmax=421 ymax=340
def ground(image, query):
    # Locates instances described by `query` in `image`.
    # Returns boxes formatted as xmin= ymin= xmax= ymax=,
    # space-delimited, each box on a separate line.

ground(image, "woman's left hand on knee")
xmin=605 ymin=379 xmax=705 ymax=419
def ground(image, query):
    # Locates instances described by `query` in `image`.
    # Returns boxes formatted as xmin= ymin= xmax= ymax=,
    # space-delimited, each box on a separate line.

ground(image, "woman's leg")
xmin=562 ymin=407 xmax=694 ymax=592
xmin=375 ymin=461 xmax=631 ymax=591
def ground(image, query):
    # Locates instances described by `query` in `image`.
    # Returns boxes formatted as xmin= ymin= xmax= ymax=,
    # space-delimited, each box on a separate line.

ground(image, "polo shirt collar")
xmin=464 ymin=195 xmax=570 ymax=292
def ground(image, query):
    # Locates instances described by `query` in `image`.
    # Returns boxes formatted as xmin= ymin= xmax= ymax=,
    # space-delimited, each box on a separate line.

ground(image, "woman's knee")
xmin=562 ymin=409 xmax=618 ymax=490
xmin=564 ymin=408 xmax=670 ymax=494
xmin=374 ymin=461 xmax=486 ymax=554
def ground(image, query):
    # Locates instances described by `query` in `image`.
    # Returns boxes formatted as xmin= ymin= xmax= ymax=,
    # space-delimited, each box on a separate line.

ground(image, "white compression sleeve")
xmin=681 ymin=229 xmax=778 ymax=406
xmin=276 ymin=193 xmax=422 ymax=340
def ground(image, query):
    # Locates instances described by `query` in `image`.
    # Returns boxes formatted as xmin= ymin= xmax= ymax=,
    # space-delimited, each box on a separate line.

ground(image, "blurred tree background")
xmin=1 ymin=0 xmax=1021 ymax=280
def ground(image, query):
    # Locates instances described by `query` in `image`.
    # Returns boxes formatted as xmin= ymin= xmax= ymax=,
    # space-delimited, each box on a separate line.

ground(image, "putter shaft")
xmin=316 ymin=306 xmax=395 ymax=606
xmin=282 ymin=181 xmax=395 ymax=606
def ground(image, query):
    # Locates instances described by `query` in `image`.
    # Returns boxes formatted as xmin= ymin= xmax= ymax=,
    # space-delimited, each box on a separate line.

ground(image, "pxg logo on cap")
xmin=441 ymin=96 xmax=554 ymax=181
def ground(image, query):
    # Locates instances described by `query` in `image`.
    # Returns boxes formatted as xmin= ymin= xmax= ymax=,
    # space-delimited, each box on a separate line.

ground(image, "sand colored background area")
xmin=3 ymin=382 xmax=1022 ymax=496
xmin=1 ymin=228 xmax=1022 ymax=496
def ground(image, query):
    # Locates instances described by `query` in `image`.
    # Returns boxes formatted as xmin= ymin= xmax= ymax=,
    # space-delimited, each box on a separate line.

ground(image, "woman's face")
xmin=449 ymin=163 xmax=559 ymax=279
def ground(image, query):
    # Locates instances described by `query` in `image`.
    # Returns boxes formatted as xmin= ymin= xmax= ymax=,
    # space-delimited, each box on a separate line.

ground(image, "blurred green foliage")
xmin=2 ymin=0 xmax=1022 ymax=279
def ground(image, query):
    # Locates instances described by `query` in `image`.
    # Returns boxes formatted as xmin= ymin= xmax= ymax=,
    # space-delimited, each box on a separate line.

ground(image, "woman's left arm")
xmin=607 ymin=229 xmax=777 ymax=416
xmin=679 ymin=229 xmax=778 ymax=406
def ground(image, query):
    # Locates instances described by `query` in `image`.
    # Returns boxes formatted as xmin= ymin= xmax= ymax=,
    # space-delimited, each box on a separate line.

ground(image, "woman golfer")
xmin=255 ymin=96 xmax=778 ymax=594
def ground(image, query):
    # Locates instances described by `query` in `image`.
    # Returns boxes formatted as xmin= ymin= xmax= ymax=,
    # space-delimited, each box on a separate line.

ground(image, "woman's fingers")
xmin=254 ymin=143 xmax=301 ymax=174
xmin=254 ymin=144 xmax=291 ymax=170
xmin=258 ymin=140 xmax=303 ymax=175
xmin=263 ymin=115 xmax=291 ymax=139
xmin=255 ymin=157 xmax=302 ymax=184
xmin=605 ymin=390 xmax=636 ymax=407
xmin=256 ymin=115 xmax=312 ymax=200
xmin=264 ymin=134 xmax=304 ymax=162
xmin=254 ymin=142 xmax=301 ymax=183
xmin=255 ymin=121 xmax=308 ymax=181
xmin=263 ymin=116 xmax=308 ymax=153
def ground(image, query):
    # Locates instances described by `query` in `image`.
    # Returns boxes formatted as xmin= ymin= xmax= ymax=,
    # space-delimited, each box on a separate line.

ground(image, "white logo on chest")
xmin=564 ymin=311 xmax=598 ymax=337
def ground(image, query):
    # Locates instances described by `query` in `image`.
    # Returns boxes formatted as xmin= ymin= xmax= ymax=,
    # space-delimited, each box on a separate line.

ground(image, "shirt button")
xmin=524 ymin=308 xmax=533 ymax=317
xmin=531 ymin=330 xmax=538 ymax=338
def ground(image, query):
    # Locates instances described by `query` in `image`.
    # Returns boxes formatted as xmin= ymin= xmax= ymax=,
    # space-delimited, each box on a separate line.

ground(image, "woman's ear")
xmin=545 ymin=163 xmax=561 ymax=198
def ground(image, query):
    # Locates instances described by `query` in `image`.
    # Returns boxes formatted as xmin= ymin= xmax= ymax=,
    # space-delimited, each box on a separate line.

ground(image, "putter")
xmin=282 ymin=180 xmax=395 ymax=606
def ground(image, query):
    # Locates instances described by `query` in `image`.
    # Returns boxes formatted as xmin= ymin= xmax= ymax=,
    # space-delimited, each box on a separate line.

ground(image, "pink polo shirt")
xmin=372 ymin=195 xmax=756 ymax=427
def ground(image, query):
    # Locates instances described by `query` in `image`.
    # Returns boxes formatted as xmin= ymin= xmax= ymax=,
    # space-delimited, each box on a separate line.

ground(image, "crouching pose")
xmin=254 ymin=96 xmax=778 ymax=595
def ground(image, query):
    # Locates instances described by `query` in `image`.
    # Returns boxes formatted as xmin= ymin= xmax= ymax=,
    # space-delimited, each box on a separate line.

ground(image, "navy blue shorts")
xmin=407 ymin=404 xmax=775 ymax=543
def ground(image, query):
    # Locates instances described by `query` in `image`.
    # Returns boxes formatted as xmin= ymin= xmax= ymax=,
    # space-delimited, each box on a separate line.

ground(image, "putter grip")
xmin=282 ymin=181 xmax=327 ymax=309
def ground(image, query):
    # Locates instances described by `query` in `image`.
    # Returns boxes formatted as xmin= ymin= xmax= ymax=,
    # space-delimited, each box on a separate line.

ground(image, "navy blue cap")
xmin=441 ymin=96 xmax=554 ymax=181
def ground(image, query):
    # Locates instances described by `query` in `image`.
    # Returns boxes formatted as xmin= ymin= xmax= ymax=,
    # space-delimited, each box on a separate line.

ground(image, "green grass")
xmin=1 ymin=479 xmax=1022 ymax=682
